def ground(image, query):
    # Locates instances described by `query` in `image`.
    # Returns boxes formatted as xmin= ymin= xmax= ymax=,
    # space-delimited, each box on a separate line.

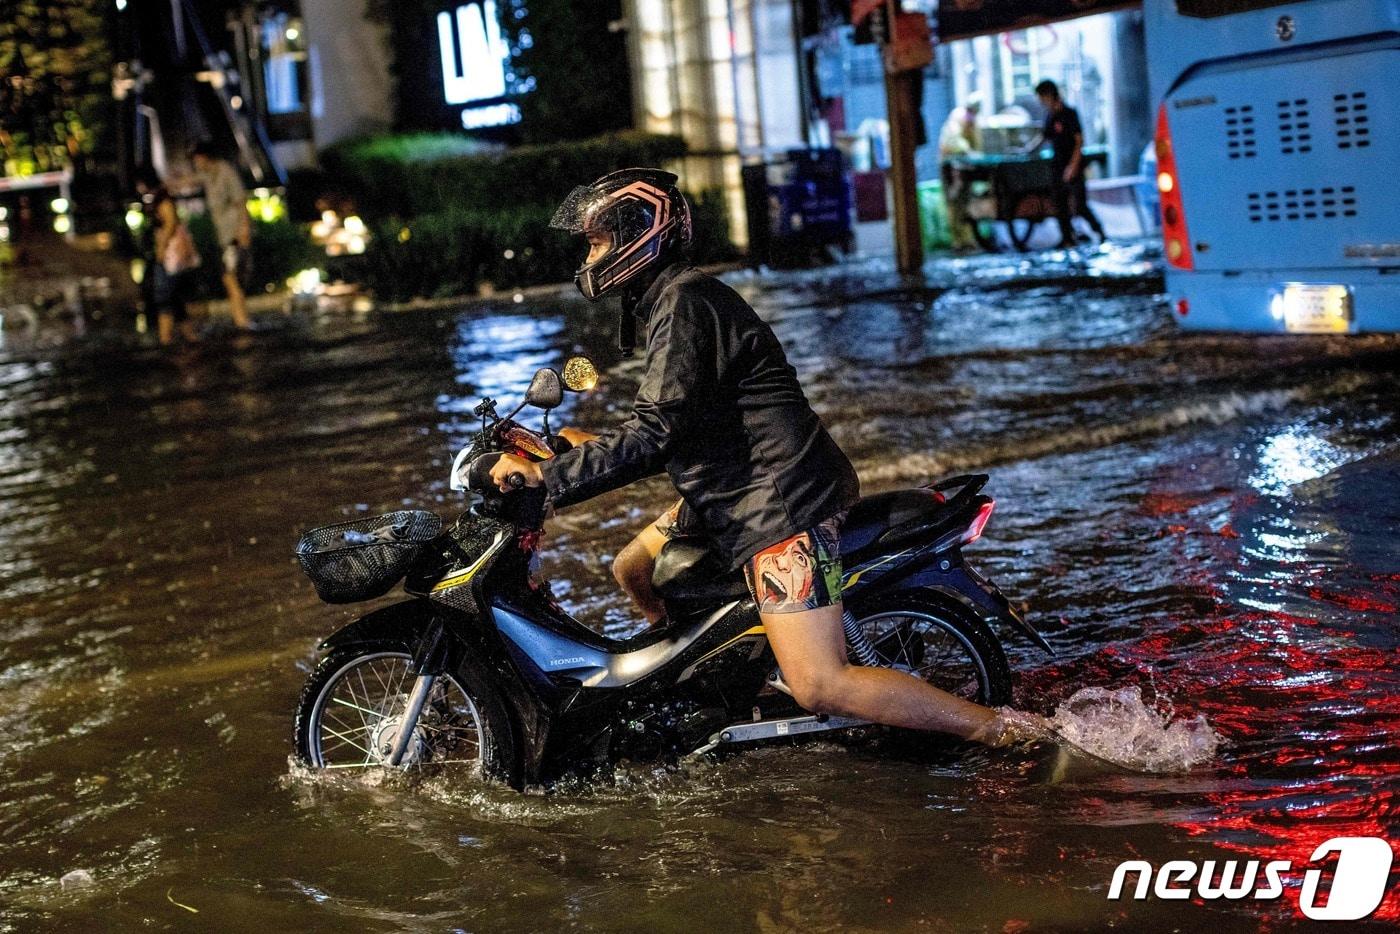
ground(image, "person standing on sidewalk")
xmin=135 ymin=170 xmax=202 ymax=346
xmin=191 ymin=142 xmax=253 ymax=330
xmin=938 ymin=92 xmax=983 ymax=251
xmin=1033 ymin=80 xmax=1107 ymax=249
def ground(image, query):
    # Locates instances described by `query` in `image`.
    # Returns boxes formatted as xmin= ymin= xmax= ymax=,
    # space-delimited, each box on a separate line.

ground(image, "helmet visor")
xmin=550 ymin=186 xmax=611 ymax=234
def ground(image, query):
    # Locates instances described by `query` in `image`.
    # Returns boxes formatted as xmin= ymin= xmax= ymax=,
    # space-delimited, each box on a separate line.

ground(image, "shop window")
xmin=437 ymin=1 xmax=521 ymax=128
xmin=257 ymin=11 xmax=311 ymax=139
xmin=998 ymin=27 xmax=1056 ymax=106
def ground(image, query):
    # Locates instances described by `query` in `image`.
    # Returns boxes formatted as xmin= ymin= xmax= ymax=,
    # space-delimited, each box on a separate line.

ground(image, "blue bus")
xmin=1145 ymin=0 xmax=1399 ymax=332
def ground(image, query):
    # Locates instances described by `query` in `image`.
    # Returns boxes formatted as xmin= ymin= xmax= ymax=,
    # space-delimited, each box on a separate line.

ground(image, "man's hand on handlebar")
xmin=489 ymin=453 xmax=544 ymax=493
xmin=557 ymin=427 xmax=600 ymax=446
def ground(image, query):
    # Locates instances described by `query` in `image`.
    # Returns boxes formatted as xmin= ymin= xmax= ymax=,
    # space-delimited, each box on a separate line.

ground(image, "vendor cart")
xmin=951 ymin=148 xmax=1108 ymax=252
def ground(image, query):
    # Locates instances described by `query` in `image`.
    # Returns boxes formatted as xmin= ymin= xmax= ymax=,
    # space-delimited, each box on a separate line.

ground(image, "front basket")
xmin=295 ymin=510 xmax=443 ymax=604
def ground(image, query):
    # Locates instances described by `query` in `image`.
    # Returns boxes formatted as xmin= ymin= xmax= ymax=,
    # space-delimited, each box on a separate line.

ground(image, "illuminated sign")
xmin=437 ymin=1 xmax=520 ymax=127
xmin=461 ymin=103 xmax=521 ymax=128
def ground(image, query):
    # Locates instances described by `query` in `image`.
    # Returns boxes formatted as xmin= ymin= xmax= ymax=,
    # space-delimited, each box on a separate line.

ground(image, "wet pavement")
xmin=2 ymin=244 xmax=1398 ymax=931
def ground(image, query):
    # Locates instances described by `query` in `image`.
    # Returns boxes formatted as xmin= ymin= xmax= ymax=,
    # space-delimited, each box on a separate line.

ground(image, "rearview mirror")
xmin=562 ymin=356 xmax=599 ymax=392
xmin=524 ymin=368 xmax=564 ymax=410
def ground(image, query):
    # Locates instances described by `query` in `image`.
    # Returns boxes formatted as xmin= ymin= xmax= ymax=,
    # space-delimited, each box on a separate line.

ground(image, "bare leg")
xmin=223 ymin=272 xmax=251 ymax=329
xmin=612 ymin=522 xmax=670 ymax=626
xmin=763 ymin=602 xmax=1038 ymax=745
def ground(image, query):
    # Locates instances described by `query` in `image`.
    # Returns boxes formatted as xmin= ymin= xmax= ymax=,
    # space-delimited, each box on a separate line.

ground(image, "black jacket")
xmin=541 ymin=262 xmax=859 ymax=569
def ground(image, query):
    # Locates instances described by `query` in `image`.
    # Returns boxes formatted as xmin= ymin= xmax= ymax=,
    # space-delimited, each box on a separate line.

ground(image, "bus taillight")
xmin=1155 ymin=103 xmax=1194 ymax=271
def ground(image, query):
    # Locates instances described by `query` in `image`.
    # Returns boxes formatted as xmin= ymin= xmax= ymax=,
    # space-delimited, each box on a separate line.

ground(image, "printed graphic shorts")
xmin=655 ymin=500 xmax=845 ymax=614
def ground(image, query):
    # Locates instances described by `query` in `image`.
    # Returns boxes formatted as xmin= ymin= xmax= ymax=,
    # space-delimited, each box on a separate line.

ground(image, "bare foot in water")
xmin=971 ymin=708 xmax=1054 ymax=747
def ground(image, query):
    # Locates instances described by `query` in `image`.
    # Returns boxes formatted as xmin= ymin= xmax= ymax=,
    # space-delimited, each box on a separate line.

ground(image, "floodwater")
xmin=2 ymin=246 xmax=1398 ymax=931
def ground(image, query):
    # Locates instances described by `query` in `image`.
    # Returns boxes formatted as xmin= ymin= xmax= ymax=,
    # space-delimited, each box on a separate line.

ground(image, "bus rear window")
xmin=1176 ymin=0 xmax=1296 ymax=17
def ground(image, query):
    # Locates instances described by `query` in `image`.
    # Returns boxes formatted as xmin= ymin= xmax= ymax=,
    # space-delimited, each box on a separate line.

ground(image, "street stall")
xmin=952 ymin=147 xmax=1108 ymax=251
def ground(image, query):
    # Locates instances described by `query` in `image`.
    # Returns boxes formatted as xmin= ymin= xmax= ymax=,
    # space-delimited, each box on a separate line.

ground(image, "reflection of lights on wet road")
xmin=0 ymin=384 xmax=64 ymax=592
xmin=446 ymin=314 xmax=562 ymax=397
xmin=1248 ymin=426 xmax=1353 ymax=495
xmin=1253 ymin=528 xmax=1322 ymax=557
xmin=1 ymin=247 xmax=1395 ymax=929
xmin=437 ymin=313 xmax=568 ymax=446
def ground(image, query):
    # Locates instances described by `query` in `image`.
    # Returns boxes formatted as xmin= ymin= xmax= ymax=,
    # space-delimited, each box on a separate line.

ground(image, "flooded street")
xmin=3 ymin=247 xmax=1398 ymax=931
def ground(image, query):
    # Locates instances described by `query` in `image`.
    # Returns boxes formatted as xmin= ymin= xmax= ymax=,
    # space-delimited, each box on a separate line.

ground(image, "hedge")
xmin=350 ymin=190 xmax=737 ymax=303
xmin=320 ymin=131 xmax=689 ymax=221
xmin=316 ymin=130 xmax=737 ymax=302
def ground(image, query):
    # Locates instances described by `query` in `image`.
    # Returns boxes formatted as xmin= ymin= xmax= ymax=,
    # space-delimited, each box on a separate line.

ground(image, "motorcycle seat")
xmin=652 ymin=538 xmax=750 ymax=604
xmin=652 ymin=490 xmax=951 ymax=604
xmin=839 ymin=489 xmax=950 ymax=563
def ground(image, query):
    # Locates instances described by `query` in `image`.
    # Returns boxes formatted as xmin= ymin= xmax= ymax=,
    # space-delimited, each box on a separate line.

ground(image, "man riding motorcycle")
xmin=490 ymin=168 xmax=1044 ymax=746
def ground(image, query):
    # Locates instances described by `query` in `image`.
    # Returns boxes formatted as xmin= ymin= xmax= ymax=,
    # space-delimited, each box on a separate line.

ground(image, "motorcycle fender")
xmin=317 ymin=599 xmax=437 ymax=652
xmin=900 ymin=563 xmax=1055 ymax=656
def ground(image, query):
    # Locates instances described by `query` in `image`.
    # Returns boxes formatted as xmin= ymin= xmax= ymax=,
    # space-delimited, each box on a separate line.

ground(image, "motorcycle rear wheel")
xmin=294 ymin=647 xmax=519 ymax=783
xmin=849 ymin=593 xmax=1012 ymax=707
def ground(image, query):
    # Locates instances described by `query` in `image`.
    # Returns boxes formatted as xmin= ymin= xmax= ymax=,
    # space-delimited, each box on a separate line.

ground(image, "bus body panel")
xmin=1168 ymin=268 xmax=1400 ymax=331
xmin=1145 ymin=0 xmax=1400 ymax=102
xmin=1145 ymin=0 xmax=1400 ymax=332
xmin=1165 ymin=43 xmax=1397 ymax=272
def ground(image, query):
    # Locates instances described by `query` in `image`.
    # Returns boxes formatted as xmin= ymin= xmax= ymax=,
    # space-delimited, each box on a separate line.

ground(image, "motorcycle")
xmin=292 ymin=357 xmax=1053 ymax=788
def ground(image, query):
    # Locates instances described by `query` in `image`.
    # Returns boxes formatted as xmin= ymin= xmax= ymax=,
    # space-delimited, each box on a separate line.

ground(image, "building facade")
xmin=623 ymin=0 xmax=810 ymax=248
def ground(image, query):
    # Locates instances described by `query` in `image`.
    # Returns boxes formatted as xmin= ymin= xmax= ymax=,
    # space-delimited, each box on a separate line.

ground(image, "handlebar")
xmin=464 ymin=451 xmax=530 ymax=493
xmin=466 ymin=452 xmax=500 ymax=493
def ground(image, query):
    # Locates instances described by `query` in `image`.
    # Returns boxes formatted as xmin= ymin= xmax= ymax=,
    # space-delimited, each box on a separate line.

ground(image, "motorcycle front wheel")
xmin=849 ymin=593 xmax=1013 ymax=707
xmin=293 ymin=648 xmax=519 ymax=783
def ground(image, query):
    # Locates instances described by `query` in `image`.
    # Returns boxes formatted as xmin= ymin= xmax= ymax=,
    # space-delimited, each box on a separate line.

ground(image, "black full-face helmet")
xmin=550 ymin=168 xmax=693 ymax=302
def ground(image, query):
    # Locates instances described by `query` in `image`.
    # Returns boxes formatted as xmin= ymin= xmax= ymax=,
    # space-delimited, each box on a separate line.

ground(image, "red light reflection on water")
xmin=1163 ymin=531 xmax=1398 ymax=918
xmin=1103 ymin=599 xmax=1400 ymax=918
xmin=1306 ymin=587 xmax=1398 ymax=615
xmin=1031 ymin=457 xmax=1400 ymax=921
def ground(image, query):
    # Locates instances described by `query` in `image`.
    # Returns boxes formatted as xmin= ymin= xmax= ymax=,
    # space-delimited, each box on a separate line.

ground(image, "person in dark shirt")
xmin=489 ymin=168 xmax=1045 ymax=747
xmin=1034 ymin=79 xmax=1106 ymax=249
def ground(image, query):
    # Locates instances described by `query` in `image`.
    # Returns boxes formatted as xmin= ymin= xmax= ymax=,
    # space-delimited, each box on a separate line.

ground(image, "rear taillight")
xmin=961 ymin=500 xmax=995 ymax=545
xmin=1155 ymin=103 xmax=1194 ymax=271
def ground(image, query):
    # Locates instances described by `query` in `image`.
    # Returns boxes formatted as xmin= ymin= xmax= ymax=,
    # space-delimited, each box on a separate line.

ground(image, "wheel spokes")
xmin=311 ymin=653 xmax=486 ymax=772
xmin=332 ymin=696 xmax=384 ymax=719
xmin=321 ymin=724 xmax=374 ymax=757
xmin=858 ymin=610 xmax=987 ymax=703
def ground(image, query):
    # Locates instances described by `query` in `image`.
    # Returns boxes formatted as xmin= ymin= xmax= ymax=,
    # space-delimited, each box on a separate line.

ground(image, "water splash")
xmin=1048 ymin=686 xmax=1220 ymax=773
